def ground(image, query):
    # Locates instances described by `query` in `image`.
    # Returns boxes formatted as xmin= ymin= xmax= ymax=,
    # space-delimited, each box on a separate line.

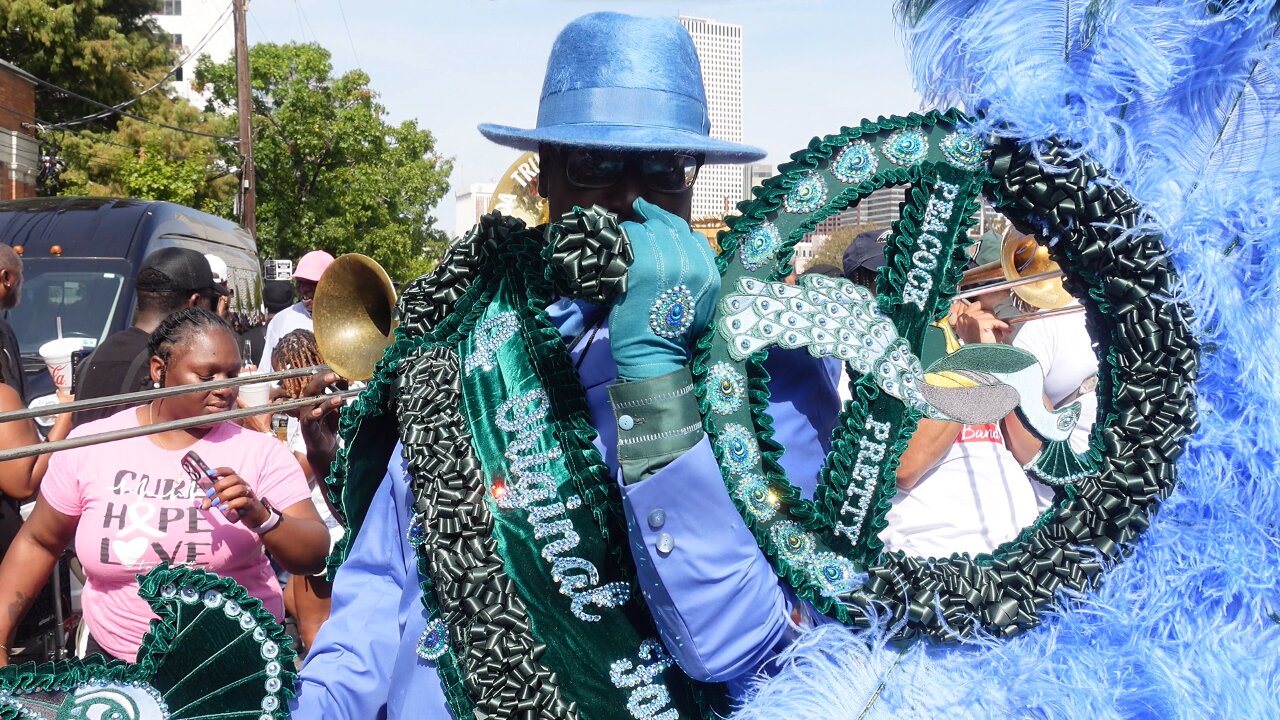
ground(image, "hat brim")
xmin=478 ymin=123 xmax=767 ymax=165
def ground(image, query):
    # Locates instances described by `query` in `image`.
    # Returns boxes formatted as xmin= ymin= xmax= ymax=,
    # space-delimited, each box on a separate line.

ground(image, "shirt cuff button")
xmin=618 ymin=414 xmax=635 ymax=431
xmin=647 ymin=508 xmax=666 ymax=530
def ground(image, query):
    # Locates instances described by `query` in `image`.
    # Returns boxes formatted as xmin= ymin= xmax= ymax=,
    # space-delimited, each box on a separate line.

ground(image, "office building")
xmin=744 ymin=162 xmax=773 ymax=200
xmin=454 ymin=183 xmax=496 ymax=238
xmin=151 ymin=0 xmax=236 ymax=105
xmin=679 ymin=16 xmax=746 ymax=221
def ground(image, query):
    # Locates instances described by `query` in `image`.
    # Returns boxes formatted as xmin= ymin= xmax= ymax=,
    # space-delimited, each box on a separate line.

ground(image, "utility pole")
xmin=232 ymin=0 xmax=255 ymax=236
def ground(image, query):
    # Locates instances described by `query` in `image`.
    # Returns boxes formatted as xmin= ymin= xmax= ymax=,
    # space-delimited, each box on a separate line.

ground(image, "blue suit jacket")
xmin=293 ymin=301 xmax=840 ymax=718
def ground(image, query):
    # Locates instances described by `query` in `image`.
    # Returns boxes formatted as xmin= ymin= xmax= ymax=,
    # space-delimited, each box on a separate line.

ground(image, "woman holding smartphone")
xmin=0 ymin=308 xmax=328 ymax=664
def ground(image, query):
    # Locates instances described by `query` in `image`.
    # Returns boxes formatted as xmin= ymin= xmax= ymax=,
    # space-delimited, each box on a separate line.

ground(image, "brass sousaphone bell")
xmin=313 ymin=254 xmax=399 ymax=381
xmin=955 ymin=228 xmax=1080 ymax=323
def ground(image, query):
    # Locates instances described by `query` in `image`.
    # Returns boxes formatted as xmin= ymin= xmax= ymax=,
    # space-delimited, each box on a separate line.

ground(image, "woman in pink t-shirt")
xmin=0 ymin=308 xmax=329 ymax=664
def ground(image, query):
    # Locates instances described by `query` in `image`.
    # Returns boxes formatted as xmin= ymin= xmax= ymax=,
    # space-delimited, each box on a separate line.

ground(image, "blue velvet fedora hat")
xmin=478 ymin=12 xmax=766 ymax=164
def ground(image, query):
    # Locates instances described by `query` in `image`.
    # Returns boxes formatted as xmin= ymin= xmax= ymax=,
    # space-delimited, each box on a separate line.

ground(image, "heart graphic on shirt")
xmin=112 ymin=536 xmax=149 ymax=567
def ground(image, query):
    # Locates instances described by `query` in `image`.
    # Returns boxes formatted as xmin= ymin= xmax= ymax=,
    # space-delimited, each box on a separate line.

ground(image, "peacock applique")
xmin=717 ymin=274 xmax=1096 ymax=484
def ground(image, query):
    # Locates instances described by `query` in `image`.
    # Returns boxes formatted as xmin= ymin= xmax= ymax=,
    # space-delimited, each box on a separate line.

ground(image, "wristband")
xmin=251 ymin=502 xmax=284 ymax=535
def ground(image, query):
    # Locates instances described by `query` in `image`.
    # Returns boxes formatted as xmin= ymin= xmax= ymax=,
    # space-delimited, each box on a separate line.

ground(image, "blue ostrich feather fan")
xmin=732 ymin=1 xmax=1280 ymax=718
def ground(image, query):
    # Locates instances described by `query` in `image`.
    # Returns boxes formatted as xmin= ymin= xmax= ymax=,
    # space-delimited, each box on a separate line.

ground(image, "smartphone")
xmin=181 ymin=450 xmax=240 ymax=522
xmin=68 ymin=348 xmax=85 ymax=391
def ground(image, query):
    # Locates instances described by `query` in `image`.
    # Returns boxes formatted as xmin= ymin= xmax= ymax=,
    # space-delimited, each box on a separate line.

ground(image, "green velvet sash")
xmin=324 ymin=222 xmax=713 ymax=720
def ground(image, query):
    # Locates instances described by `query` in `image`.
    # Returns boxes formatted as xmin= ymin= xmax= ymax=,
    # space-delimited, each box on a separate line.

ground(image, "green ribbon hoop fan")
xmin=694 ymin=109 xmax=1198 ymax=640
xmin=0 ymin=565 xmax=298 ymax=720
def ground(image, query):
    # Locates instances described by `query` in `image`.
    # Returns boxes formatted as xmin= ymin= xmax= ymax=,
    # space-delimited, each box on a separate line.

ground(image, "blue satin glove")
xmin=609 ymin=198 xmax=720 ymax=381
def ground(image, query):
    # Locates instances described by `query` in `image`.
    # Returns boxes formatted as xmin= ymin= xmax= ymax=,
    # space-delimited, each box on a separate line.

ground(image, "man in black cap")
xmin=842 ymin=228 xmax=890 ymax=291
xmin=72 ymin=247 xmax=229 ymax=426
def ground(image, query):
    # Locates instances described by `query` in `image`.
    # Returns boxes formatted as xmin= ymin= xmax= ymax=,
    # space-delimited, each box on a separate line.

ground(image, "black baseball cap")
xmin=842 ymin=229 xmax=890 ymax=276
xmin=263 ymin=279 xmax=295 ymax=313
xmin=136 ymin=247 xmax=230 ymax=296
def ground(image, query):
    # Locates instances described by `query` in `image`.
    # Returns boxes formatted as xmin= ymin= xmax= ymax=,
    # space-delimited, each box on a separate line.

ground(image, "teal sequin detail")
xmin=811 ymin=552 xmax=860 ymax=596
xmin=406 ymin=518 xmax=426 ymax=548
xmin=734 ymin=474 xmax=779 ymax=521
xmin=831 ymin=140 xmax=878 ymax=184
xmin=882 ymin=128 xmax=929 ymax=166
xmin=705 ymin=362 xmax=747 ymax=415
xmin=417 ymin=618 xmax=450 ymax=661
xmin=940 ymin=131 xmax=984 ymax=170
xmin=720 ymin=423 xmax=760 ymax=475
xmin=740 ymin=222 xmax=782 ymax=271
xmin=770 ymin=521 xmax=815 ymax=564
xmin=783 ymin=172 xmax=828 ymax=213
xmin=648 ymin=285 xmax=695 ymax=339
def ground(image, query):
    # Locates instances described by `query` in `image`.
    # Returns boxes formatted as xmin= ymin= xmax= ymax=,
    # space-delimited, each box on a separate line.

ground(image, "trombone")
xmin=952 ymin=228 xmax=1084 ymax=325
xmin=0 ymin=254 xmax=397 ymax=463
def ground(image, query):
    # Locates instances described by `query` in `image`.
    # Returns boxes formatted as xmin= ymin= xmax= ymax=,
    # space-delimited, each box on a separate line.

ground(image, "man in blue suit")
xmin=293 ymin=12 xmax=838 ymax=718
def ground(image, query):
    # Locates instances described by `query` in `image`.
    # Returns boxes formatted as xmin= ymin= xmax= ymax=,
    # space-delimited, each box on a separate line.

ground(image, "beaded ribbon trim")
xmin=694 ymin=109 xmax=1198 ymax=641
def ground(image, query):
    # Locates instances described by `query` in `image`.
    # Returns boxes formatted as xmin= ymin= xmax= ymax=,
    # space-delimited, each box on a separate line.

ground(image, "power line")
xmin=49 ymin=5 xmax=235 ymax=131
xmin=248 ymin=6 xmax=273 ymax=43
xmin=27 ymin=74 xmax=237 ymax=141
xmin=43 ymin=123 xmax=210 ymax=161
xmin=0 ymin=100 xmax=218 ymax=162
xmin=335 ymin=0 xmax=364 ymax=69
xmin=293 ymin=0 xmax=320 ymax=44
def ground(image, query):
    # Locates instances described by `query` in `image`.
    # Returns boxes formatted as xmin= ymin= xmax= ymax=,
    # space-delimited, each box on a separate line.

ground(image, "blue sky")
xmin=241 ymin=1 xmax=924 ymax=227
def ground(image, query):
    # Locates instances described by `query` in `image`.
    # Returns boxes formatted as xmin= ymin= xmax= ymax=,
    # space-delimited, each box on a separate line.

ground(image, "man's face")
xmin=296 ymin=279 xmax=319 ymax=311
xmin=540 ymin=145 xmax=699 ymax=223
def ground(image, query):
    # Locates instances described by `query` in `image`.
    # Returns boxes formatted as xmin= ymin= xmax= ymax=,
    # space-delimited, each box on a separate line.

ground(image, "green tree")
xmin=0 ymin=0 xmax=176 ymax=124
xmin=0 ymin=0 xmax=236 ymax=209
xmin=195 ymin=43 xmax=453 ymax=282
xmin=48 ymin=94 xmax=238 ymax=213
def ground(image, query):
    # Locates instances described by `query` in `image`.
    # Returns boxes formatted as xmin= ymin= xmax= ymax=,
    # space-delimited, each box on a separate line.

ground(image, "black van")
xmin=0 ymin=197 xmax=262 ymax=411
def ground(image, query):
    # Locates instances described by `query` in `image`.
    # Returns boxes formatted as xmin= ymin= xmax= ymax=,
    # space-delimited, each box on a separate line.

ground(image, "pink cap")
xmin=294 ymin=251 xmax=335 ymax=282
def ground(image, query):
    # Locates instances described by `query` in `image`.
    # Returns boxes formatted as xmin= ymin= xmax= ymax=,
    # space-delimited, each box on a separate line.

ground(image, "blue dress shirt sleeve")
xmin=292 ymin=458 xmax=411 ymax=718
xmin=609 ymin=350 xmax=838 ymax=687
xmin=619 ymin=436 xmax=798 ymax=682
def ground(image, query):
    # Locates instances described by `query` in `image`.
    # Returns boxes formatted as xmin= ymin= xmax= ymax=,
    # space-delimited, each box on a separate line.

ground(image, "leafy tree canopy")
xmin=196 ymin=43 xmax=453 ymax=282
xmin=45 ymin=93 xmax=238 ymax=214
xmin=0 ymin=0 xmax=176 ymax=124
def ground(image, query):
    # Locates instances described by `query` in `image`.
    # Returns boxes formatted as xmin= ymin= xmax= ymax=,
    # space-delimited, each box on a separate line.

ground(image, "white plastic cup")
xmin=39 ymin=338 xmax=86 ymax=391
xmin=238 ymin=371 xmax=272 ymax=407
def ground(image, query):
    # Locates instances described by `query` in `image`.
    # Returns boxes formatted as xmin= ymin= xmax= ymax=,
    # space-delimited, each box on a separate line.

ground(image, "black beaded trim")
xmin=396 ymin=345 xmax=575 ymax=719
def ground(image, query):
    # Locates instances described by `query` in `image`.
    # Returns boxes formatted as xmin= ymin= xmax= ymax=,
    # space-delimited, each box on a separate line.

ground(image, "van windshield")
xmin=5 ymin=259 xmax=132 ymax=355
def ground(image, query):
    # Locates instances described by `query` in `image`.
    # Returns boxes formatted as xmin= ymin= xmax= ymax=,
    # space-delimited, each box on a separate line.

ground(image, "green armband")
xmin=608 ymin=367 xmax=704 ymax=484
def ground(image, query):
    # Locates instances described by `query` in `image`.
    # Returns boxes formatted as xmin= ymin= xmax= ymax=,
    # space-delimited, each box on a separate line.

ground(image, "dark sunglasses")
xmin=564 ymin=149 xmax=702 ymax=194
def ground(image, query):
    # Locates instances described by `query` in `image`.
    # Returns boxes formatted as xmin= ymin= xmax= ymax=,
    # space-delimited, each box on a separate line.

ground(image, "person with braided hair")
xmin=268 ymin=328 xmax=340 ymax=654
xmin=0 ymin=308 xmax=329 ymax=665
xmin=271 ymin=329 xmax=324 ymax=401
